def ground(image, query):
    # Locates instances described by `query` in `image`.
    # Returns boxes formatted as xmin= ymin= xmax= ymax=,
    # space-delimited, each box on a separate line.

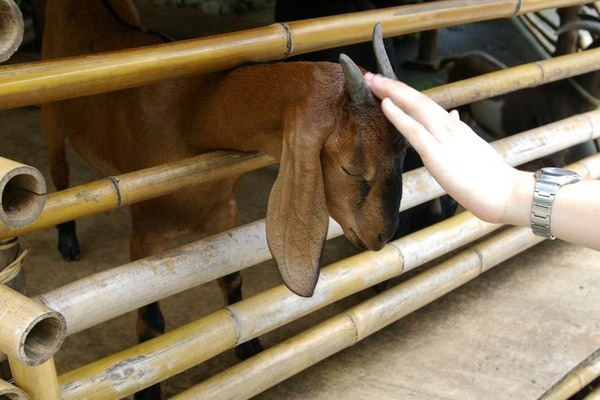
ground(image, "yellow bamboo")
xmin=539 ymin=348 xmax=600 ymax=400
xmin=55 ymin=151 xmax=600 ymax=399
xmin=1 ymin=48 xmax=599 ymax=240
xmin=0 ymin=150 xmax=273 ymax=239
xmin=30 ymin=111 xmax=600 ymax=341
xmin=0 ymin=378 xmax=28 ymax=400
xmin=173 ymin=226 xmax=544 ymax=400
xmin=426 ymin=46 xmax=600 ymax=109
xmin=0 ymin=285 xmax=65 ymax=366
xmin=9 ymin=357 xmax=60 ymax=400
xmin=0 ymin=157 xmax=46 ymax=230
xmin=58 ymin=310 xmax=238 ymax=399
xmin=0 ymin=0 xmax=590 ymax=110
xmin=0 ymin=0 xmax=23 ymax=63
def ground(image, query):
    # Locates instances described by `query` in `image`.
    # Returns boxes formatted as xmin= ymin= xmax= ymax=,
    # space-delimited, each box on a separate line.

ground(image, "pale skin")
xmin=364 ymin=72 xmax=600 ymax=251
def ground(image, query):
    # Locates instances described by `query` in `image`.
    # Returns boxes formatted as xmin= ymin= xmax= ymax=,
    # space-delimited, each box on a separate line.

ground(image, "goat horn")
xmin=340 ymin=53 xmax=374 ymax=103
xmin=557 ymin=20 xmax=600 ymax=36
xmin=373 ymin=23 xmax=397 ymax=80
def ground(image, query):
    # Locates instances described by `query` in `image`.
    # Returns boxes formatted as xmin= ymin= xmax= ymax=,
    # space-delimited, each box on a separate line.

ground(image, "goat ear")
xmin=266 ymin=114 xmax=330 ymax=297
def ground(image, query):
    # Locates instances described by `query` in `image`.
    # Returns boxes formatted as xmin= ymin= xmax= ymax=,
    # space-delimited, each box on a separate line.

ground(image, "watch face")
xmin=540 ymin=167 xmax=578 ymax=178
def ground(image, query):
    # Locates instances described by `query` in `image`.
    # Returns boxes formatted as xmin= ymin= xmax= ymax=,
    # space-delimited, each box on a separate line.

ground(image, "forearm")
xmin=550 ymin=179 xmax=600 ymax=251
xmin=505 ymin=173 xmax=600 ymax=251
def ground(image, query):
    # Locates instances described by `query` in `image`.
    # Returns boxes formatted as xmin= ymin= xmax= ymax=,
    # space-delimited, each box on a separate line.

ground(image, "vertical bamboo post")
xmin=9 ymin=357 xmax=60 ymax=400
xmin=0 ymin=238 xmax=23 ymax=385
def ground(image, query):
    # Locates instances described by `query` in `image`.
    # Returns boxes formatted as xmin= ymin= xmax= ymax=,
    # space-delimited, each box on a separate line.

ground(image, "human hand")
xmin=364 ymin=72 xmax=533 ymax=226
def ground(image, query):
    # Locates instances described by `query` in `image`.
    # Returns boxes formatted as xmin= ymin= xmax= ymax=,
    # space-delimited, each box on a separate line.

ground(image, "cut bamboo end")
xmin=0 ymin=285 xmax=66 ymax=366
xmin=0 ymin=0 xmax=22 ymax=63
xmin=0 ymin=157 xmax=46 ymax=229
xmin=0 ymin=378 xmax=28 ymax=400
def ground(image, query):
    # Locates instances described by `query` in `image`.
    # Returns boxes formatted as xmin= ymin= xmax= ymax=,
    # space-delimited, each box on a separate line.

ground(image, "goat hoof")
xmin=57 ymin=220 xmax=80 ymax=261
xmin=235 ymin=338 xmax=264 ymax=360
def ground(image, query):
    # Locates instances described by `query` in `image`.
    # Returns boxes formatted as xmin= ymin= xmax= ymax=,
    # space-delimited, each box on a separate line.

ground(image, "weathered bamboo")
xmin=56 ymin=213 xmax=499 ymax=398
xmin=0 ymin=378 xmax=28 ymax=400
xmin=539 ymin=347 xmax=600 ymax=400
xmin=0 ymin=285 xmax=65 ymax=366
xmin=173 ymin=226 xmax=545 ymax=400
xmin=426 ymin=46 xmax=600 ymax=109
xmin=0 ymin=157 xmax=46 ymax=230
xmin=9 ymin=357 xmax=60 ymax=400
xmin=0 ymin=0 xmax=590 ymax=110
xmin=56 ymin=152 xmax=600 ymax=399
xmin=1 ymin=48 xmax=599 ymax=240
xmin=33 ymin=110 xmax=600 ymax=340
xmin=0 ymin=151 xmax=273 ymax=239
xmin=0 ymin=0 xmax=22 ymax=63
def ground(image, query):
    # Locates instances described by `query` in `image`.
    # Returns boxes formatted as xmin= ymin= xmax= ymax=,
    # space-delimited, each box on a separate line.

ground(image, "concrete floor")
xmin=1 ymin=1 xmax=599 ymax=399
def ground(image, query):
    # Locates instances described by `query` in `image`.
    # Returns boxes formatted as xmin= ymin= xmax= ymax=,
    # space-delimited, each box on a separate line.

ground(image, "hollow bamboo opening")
xmin=0 ymin=0 xmax=22 ymax=63
xmin=0 ymin=158 xmax=46 ymax=229
xmin=0 ymin=378 xmax=27 ymax=400
xmin=0 ymin=285 xmax=66 ymax=367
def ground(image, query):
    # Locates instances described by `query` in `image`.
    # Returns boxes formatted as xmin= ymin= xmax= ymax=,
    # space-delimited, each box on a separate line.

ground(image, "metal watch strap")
xmin=530 ymin=168 xmax=581 ymax=240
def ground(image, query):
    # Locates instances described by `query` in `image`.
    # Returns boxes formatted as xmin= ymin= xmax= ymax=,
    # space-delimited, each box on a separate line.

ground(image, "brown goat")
xmin=444 ymin=20 xmax=600 ymax=165
xmin=41 ymin=2 xmax=406 ymax=398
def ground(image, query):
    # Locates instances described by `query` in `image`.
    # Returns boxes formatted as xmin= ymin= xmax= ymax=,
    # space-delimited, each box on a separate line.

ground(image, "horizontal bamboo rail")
xmin=175 ymin=227 xmax=547 ymax=400
xmin=55 ymin=150 xmax=600 ymax=398
xmin=0 ymin=150 xmax=273 ymax=238
xmin=0 ymin=378 xmax=27 ymax=400
xmin=1 ymin=45 xmax=599 ymax=240
xmin=0 ymin=157 xmax=46 ymax=230
xmin=29 ymin=108 xmax=600 ymax=340
xmin=0 ymin=0 xmax=590 ymax=110
xmin=539 ymin=347 xmax=600 ymax=399
xmin=58 ymin=152 xmax=600 ymax=399
xmin=0 ymin=285 xmax=65 ymax=366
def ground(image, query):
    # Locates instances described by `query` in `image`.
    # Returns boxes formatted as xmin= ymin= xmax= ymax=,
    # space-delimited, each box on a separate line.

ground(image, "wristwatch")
xmin=530 ymin=167 xmax=581 ymax=240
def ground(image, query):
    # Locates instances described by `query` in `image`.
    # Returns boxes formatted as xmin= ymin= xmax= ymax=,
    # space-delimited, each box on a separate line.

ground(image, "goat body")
xmin=41 ymin=3 xmax=406 ymax=397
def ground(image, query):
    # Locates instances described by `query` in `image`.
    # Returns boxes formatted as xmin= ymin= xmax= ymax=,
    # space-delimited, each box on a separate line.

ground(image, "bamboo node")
xmin=0 ymin=247 xmax=27 ymax=285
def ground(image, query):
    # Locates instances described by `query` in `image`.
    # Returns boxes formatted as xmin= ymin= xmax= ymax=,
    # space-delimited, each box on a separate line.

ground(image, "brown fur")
xmin=41 ymin=5 xmax=406 ymax=388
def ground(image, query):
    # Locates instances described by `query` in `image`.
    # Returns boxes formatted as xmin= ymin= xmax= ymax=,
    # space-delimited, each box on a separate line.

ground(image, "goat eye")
xmin=341 ymin=165 xmax=364 ymax=179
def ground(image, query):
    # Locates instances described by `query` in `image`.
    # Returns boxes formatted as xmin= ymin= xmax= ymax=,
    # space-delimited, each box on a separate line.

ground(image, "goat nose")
xmin=378 ymin=231 xmax=394 ymax=247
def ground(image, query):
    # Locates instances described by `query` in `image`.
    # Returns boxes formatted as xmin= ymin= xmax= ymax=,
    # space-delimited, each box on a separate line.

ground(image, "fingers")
xmin=380 ymin=97 xmax=440 ymax=156
xmin=365 ymin=73 xmax=451 ymax=135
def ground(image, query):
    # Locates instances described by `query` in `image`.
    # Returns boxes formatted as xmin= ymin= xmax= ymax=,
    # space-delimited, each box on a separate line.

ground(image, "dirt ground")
xmin=2 ymin=2 xmax=600 ymax=399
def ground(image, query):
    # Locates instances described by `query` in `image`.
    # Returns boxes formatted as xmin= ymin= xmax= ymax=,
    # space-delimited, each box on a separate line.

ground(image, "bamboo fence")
xmin=0 ymin=0 xmax=591 ymax=111
xmin=0 ymin=0 xmax=597 ymax=398
xmin=56 ymin=150 xmax=600 ymax=399
xmin=1 ymin=45 xmax=600 ymax=239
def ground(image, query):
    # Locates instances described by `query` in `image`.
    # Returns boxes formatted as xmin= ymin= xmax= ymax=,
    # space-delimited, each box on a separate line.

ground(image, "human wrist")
xmin=502 ymin=170 xmax=535 ymax=227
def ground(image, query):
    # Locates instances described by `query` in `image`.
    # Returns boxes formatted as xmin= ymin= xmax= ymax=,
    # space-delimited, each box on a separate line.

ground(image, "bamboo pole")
xmin=0 ymin=378 xmax=28 ymax=400
xmin=426 ymin=46 xmax=600 ymax=109
xmin=539 ymin=347 xmax=600 ymax=400
xmin=56 ymin=152 xmax=600 ymax=399
xmin=9 ymin=357 xmax=60 ymax=400
xmin=31 ymin=110 xmax=600 ymax=340
xmin=1 ymin=47 xmax=599 ymax=240
xmin=0 ymin=157 xmax=46 ymax=230
xmin=0 ymin=0 xmax=23 ymax=63
xmin=173 ymin=225 xmax=545 ymax=400
xmin=0 ymin=0 xmax=590 ymax=110
xmin=0 ymin=150 xmax=273 ymax=239
xmin=0 ymin=285 xmax=65 ymax=366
